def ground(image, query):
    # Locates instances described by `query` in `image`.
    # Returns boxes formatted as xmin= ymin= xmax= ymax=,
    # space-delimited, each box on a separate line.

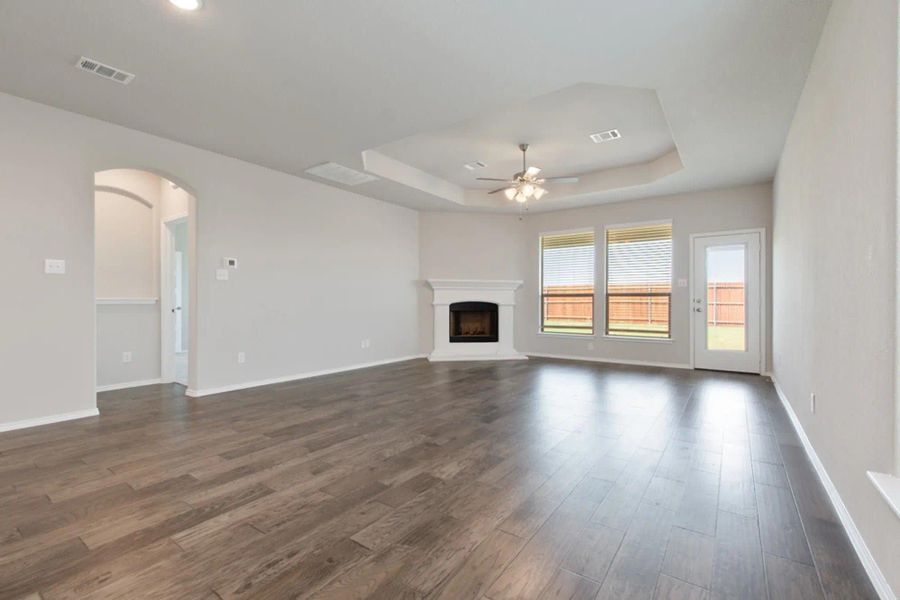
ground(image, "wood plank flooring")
xmin=0 ymin=358 xmax=879 ymax=599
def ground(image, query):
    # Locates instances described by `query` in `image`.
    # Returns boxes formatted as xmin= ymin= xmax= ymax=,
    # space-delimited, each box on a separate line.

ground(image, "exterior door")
xmin=692 ymin=232 xmax=762 ymax=373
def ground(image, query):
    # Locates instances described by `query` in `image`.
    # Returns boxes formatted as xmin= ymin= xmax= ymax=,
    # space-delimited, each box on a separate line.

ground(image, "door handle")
xmin=694 ymin=307 xmax=702 ymax=312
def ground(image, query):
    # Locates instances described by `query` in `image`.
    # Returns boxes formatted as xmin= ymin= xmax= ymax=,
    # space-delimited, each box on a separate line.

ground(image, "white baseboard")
xmin=771 ymin=377 xmax=896 ymax=600
xmin=185 ymin=354 xmax=427 ymax=398
xmin=96 ymin=378 xmax=163 ymax=393
xmin=526 ymin=352 xmax=691 ymax=370
xmin=0 ymin=408 xmax=100 ymax=433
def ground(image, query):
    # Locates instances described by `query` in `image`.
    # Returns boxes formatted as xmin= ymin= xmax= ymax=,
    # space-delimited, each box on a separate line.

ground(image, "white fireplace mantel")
xmin=426 ymin=279 xmax=527 ymax=362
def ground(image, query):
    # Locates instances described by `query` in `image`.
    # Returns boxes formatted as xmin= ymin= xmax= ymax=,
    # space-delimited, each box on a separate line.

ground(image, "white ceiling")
xmin=376 ymin=83 xmax=676 ymax=189
xmin=0 ymin=0 xmax=831 ymax=212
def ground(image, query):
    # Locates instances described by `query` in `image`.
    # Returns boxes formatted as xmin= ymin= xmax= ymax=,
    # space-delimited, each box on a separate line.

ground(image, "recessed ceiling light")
xmin=590 ymin=129 xmax=621 ymax=143
xmin=169 ymin=0 xmax=202 ymax=10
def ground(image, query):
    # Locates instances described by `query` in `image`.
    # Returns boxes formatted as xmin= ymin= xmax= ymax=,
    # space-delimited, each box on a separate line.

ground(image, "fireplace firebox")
xmin=449 ymin=301 xmax=499 ymax=343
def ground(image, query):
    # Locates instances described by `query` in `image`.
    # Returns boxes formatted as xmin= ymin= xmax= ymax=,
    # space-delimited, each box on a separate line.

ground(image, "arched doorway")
xmin=94 ymin=168 xmax=197 ymax=393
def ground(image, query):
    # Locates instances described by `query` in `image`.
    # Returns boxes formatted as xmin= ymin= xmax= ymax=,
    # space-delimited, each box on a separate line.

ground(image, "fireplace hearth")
xmin=449 ymin=302 xmax=498 ymax=343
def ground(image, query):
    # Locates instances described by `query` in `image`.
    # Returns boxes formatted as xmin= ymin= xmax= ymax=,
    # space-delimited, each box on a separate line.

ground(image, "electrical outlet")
xmin=122 ymin=351 xmax=132 ymax=363
xmin=237 ymin=352 xmax=246 ymax=364
xmin=810 ymin=392 xmax=816 ymax=413
xmin=360 ymin=339 xmax=371 ymax=349
xmin=44 ymin=259 xmax=66 ymax=274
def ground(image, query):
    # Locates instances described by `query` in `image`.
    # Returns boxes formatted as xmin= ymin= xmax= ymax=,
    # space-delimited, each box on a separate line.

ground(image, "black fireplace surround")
xmin=449 ymin=301 xmax=499 ymax=343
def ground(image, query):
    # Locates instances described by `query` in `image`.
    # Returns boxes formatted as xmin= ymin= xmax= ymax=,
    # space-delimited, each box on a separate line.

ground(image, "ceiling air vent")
xmin=463 ymin=161 xmax=487 ymax=171
xmin=589 ymin=129 xmax=621 ymax=143
xmin=305 ymin=162 xmax=379 ymax=186
xmin=76 ymin=56 xmax=135 ymax=85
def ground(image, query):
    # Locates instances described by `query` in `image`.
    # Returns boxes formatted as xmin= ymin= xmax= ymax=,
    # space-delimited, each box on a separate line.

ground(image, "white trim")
xmin=426 ymin=279 xmax=522 ymax=291
xmin=185 ymin=355 xmax=427 ymax=398
xmin=96 ymin=378 xmax=163 ymax=393
xmin=867 ymin=471 xmax=900 ymax=521
xmin=0 ymin=408 xmax=99 ymax=433
xmin=601 ymin=334 xmax=674 ymax=344
xmin=689 ymin=228 xmax=767 ymax=374
xmin=526 ymin=352 xmax=690 ymax=370
xmin=537 ymin=331 xmax=596 ymax=339
xmin=96 ymin=298 xmax=158 ymax=305
xmin=771 ymin=377 xmax=896 ymax=600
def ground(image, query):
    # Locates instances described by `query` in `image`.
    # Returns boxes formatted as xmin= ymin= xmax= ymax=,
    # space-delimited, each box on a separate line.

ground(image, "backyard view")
xmin=540 ymin=226 xmax=745 ymax=349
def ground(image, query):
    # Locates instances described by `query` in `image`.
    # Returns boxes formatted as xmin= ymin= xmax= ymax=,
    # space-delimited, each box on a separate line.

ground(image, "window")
xmin=540 ymin=230 xmax=595 ymax=334
xmin=606 ymin=222 xmax=672 ymax=338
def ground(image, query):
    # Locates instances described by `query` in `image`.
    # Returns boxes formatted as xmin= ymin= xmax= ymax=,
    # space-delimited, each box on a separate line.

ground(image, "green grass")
xmin=707 ymin=325 xmax=745 ymax=350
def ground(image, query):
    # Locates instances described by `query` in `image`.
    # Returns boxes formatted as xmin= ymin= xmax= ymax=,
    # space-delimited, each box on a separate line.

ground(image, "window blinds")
xmin=606 ymin=223 xmax=672 ymax=290
xmin=541 ymin=231 xmax=595 ymax=290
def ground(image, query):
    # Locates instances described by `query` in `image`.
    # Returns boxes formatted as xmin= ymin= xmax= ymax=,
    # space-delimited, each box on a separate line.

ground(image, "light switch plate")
xmin=216 ymin=268 xmax=229 ymax=281
xmin=44 ymin=259 xmax=66 ymax=274
xmin=677 ymin=278 xmax=688 ymax=288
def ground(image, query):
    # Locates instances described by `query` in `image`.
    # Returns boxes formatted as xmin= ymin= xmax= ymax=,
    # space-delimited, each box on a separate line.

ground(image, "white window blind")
xmin=540 ymin=230 xmax=595 ymax=334
xmin=606 ymin=223 xmax=672 ymax=338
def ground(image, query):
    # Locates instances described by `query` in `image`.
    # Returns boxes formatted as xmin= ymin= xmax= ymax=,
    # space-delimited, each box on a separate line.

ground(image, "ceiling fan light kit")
xmin=477 ymin=143 xmax=577 ymax=205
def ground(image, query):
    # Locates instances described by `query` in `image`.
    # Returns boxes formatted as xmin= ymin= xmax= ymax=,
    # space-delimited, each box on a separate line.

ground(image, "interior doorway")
xmin=691 ymin=230 xmax=764 ymax=374
xmin=162 ymin=217 xmax=190 ymax=385
xmin=94 ymin=169 xmax=196 ymax=393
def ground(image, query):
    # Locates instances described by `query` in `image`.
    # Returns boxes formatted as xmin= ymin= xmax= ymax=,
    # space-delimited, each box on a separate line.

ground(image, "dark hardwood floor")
xmin=0 ymin=358 xmax=878 ymax=599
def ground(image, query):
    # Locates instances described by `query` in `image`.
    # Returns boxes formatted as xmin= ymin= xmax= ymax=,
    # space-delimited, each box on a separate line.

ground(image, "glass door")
xmin=693 ymin=232 xmax=761 ymax=373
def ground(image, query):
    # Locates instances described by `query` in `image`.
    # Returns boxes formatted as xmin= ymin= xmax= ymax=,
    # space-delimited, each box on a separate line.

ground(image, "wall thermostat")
xmin=224 ymin=257 xmax=238 ymax=268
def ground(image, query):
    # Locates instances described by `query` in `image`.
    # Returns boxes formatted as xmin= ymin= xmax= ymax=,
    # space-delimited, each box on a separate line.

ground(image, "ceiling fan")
xmin=477 ymin=143 xmax=579 ymax=203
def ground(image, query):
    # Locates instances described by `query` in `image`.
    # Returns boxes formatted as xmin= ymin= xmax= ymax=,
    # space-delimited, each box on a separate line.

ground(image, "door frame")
xmin=160 ymin=213 xmax=189 ymax=384
xmin=688 ymin=228 xmax=766 ymax=373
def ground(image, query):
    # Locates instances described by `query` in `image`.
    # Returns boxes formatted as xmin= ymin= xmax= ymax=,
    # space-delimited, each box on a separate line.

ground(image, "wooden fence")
xmin=542 ymin=282 xmax=745 ymax=327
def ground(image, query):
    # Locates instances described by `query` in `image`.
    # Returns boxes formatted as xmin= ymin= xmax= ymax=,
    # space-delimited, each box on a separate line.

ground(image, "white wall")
xmin=0 ymin=91 xmax=420 ymax=426
xmin=773 ymin=0 xmax=899 ymax=593
xmin=419 ymin=183 xmax=773 ymax=369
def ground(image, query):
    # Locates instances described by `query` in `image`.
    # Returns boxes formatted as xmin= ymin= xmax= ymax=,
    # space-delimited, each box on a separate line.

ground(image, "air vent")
xmin=76 ymin=56 xmax=135 ymax=85
xmin=589 ymin=129 xmax=621 ymax=143
xmin=463 ymin=161 xmax=487 ymax=171
xmin=305 ymin=162 xmax=379 ymax=186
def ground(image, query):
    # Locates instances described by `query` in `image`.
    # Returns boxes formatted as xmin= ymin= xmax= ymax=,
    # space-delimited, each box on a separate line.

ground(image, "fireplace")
xmin=426 ymin=279 xmax=526 ymax=362
xmin=449 ymin=302 xmax=498 ymax=343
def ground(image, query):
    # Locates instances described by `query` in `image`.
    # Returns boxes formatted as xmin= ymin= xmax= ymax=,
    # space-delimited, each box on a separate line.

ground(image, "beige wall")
xmin=418 ymin=183 xmax=773 ymax=369
xmin=0 ymin=91 xmax=420 ymax=426
xmin=94 ymin=169 xmax=165 ymax=387
xmin=417 ymin=212 xmax=528 ymax=352
xmin=773 ymin=0 xmax=899 ymax=593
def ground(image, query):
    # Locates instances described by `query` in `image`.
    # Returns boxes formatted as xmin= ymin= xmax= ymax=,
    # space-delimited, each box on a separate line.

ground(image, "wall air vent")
xmin=305 ymin=162 xmax=379 ymax=186
xmin=76 ymin=56 xmax=135 ymax=85
xmin=589 ymin=129 xmax=621 ymax=143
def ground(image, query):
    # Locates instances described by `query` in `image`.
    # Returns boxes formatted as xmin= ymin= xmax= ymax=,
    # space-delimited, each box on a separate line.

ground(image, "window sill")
xmin=602 ymin=335 xmax=673 ymax=344
xmin=537 ymin=331 xmax=596 ymax=339
xmin=867 ymin=471 xmax=900 ymax=520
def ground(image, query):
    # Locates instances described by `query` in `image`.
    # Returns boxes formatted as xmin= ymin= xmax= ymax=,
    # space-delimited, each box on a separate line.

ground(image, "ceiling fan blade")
xmin=542 ymin=176 xmax=579 ymax=183
xmin=477 ymin=177 xmax=514 ymax=182
xmin=488 ymin=186 xmax=511 ymax=194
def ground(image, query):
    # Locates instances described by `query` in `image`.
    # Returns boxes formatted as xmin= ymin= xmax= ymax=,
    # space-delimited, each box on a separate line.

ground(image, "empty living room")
xmin=2 ymin=1 xmax=900 ymax=598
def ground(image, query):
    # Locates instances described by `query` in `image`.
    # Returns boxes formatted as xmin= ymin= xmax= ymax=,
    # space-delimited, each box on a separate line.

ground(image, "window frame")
xmin=603 ymin=220 xmax=674 ymax=340
xmin=538 ymin=227 xmax=597 ymax=337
